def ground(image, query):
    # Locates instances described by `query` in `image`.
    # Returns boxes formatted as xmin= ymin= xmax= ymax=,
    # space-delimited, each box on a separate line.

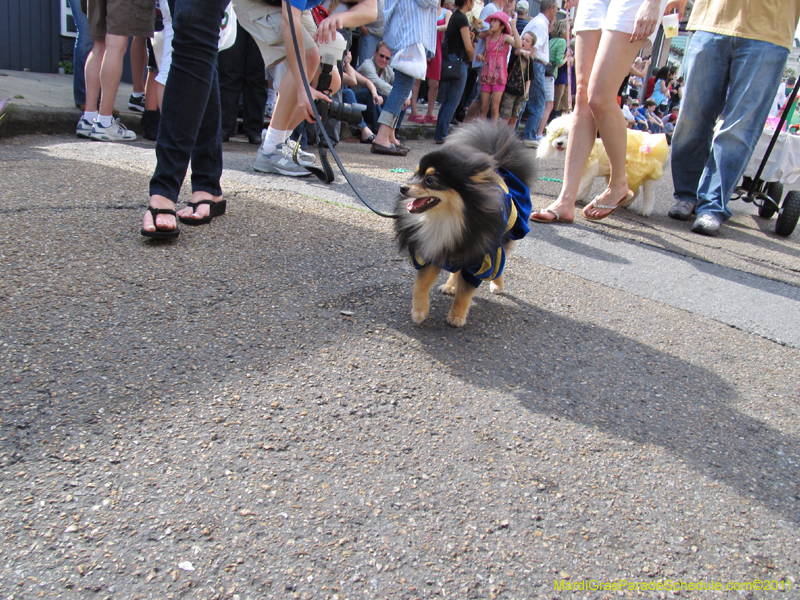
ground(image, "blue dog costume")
xmin=408 ymin=168 xmax=532 ymax=288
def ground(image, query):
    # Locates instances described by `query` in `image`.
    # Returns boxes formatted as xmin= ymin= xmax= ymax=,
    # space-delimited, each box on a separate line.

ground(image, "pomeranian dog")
xmin=537 ymin=114 xmax=670 ymax=216
xmin=394 ymin=121 xmax=534 ymax=327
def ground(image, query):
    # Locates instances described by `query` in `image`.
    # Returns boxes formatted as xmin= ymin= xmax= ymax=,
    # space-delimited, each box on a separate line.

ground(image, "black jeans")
xmin=149 ymin=0 xmax=229 ymax=201
xmin=218 ymin=24 xmax=267 ymax=140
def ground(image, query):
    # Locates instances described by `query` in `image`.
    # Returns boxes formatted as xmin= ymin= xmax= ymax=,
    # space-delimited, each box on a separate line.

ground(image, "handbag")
xmin=544 ymin=62 xmax=555 ymax=77
xmin=390 ymin=42 xmax=428 ymax=80
xmin=439 ymin=37 xmax=463 ymax=83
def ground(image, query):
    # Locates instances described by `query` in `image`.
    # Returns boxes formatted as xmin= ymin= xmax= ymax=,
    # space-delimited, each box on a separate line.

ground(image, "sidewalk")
xmin=0 ymin=69 xmax=139 ymax=137
xmin=0 ymin=68 xmax=442 ymax=140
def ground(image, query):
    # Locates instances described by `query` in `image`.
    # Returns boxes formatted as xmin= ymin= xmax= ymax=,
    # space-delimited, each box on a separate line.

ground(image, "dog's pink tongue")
xmin=408 ymin=197 xmax=433 ymax=212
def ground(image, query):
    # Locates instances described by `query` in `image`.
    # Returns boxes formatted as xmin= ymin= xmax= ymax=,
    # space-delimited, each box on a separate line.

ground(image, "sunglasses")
xmin=377 ymin=53 xmax=391 ymax=60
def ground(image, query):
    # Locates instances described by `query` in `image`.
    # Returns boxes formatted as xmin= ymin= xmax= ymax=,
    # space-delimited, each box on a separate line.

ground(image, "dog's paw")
xmin=439 ymin=281 xmax=456 ymax=296
xmin=411 ymin=309 xmax=428 ymax=324
xmin=638 ymin=205 xmax=653 ymax=217
xmin=489 ymin=280 xmax=504 ymax=294
xmin=446 ymin=313 xmax=467 ymax=327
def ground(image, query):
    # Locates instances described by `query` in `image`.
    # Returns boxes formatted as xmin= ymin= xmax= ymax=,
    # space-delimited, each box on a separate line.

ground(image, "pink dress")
xmin=426 ymin=9 xmax=447 ymax=81
xmin=481 ymin=34 xmax=510 ymax=87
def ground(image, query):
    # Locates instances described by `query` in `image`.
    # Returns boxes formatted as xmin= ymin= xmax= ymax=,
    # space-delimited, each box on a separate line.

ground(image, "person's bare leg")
xmin=271 ymin=48 xmax=320 ymax=133
xmin=130 ymin=36 xmax=148 ymax=93
xmin=98 ymin=34 xmax=129 ymax=117
xmin=479 ymin=90 xmax=491 ymax=118
xmin=409 ymin=80 xmax=422 ymax=117
xmin=582 ymin=29 xmax=646 ymax=219
xmin=426 ymin=79 xmax=439 ymax=118
xmin=84 ymin=40 xmax=105 ymax=113
xmin=490 ymin=91 xmax=502 ymax=121
xmin=531 ymin=30 xmax=601 ymax=222
xmin=537 ymin=100 xmax=553 ymax=136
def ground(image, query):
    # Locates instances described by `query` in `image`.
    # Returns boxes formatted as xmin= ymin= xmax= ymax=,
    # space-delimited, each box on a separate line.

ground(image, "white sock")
xmin=82 ymin=111 xmax=98 ymax=123
xmin=267 ymin=89 xmax=277 ymax=104
xmin=97 ymin=114 xmax=114 ymax=128
xmin=131 ymin=92 xmax=144 ymax=98
xmin=261 ymin=127 xmax=289 ymax=153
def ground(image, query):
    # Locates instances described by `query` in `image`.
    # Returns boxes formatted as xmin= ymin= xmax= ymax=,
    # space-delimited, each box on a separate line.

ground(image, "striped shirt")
xmin=383 ymin=0 xmax=439 ymax=57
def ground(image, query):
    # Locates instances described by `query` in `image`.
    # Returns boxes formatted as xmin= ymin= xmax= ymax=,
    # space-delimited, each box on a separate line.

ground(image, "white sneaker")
xmin=89 ymin=119 xmax=137 ymax=142
xmin=282 ymin=140 xmax=317 ymax=166
xmin=265 ymin=100 xmax=275 ymax=118
xmin=253 ymin=144 xmax=311 ymax=177
xmin=76 ymin=117 xmax=94 ymax=138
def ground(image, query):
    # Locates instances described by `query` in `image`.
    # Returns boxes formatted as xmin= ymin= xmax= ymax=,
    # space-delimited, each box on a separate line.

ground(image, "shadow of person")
xmin=357 ymin=285 xmax=800 ymax=526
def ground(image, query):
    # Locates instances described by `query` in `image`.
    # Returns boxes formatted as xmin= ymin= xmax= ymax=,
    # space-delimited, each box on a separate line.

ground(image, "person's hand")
xmin=509 ymin=17 xmax=517 ymax=30
xmin=476 ymin=53 xmax=484 ymax=62
xmin=630 ymin=0 xmax=663 ymax=42
xmin=664 ymin=0 xmax=688 ymax=20
xmin=562 ymin=0 xmax=579 ymax=9
xmin=360 ymin=25 xmax=369 ymax=37
xmin=402 ymin=98 xmax=411 ymax=110
xmin=373 ymin=93 xmax=383 ymax=106
xmin=297 ymin=86 xmax=331 ymax=123
xmin=315 ymin=14 xmax=345 ymax=45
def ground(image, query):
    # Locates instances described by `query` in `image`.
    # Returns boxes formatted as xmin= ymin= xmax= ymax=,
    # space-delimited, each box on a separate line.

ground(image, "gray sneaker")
xmin=691 ymin=213 xmax=721 ymax=236
xmin=76 ymin=117 xmax=94 ymax=138
xmin=89 ymin=119 xmax=137 ymax=142
xmin=253 ymin=144 xmax=311 ymax=177
xmin=668 ymin=200 xmax=696 ymax=221
xmin=282 ymin=140 xmax=317 ymax=166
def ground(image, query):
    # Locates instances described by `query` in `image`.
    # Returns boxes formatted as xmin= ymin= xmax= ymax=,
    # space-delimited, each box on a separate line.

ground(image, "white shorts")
xmin=545 ymin=75 xmax=555 ymax=102
xmin=573 ymin=0 xmax=669 ymax=41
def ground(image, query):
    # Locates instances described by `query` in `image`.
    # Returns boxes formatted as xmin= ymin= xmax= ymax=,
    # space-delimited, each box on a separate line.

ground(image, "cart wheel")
xmin=775 ymin=190 xmax=800 ymax=237
xmin=758 ymin=182 xmax=783 ymax=219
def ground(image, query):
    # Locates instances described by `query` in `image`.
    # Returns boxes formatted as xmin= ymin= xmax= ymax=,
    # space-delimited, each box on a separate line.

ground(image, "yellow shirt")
xmin=688 ymin=0 xmax=800 ymax=50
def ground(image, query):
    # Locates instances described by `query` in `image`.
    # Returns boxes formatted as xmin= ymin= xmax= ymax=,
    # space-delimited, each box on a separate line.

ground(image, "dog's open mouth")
xmin=407 ymin=196 xmax=440 ymax=213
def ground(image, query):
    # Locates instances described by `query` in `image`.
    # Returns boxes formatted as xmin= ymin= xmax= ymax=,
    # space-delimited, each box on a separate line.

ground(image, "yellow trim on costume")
xmin=490 ymin=247 xmax=503 ymax=279
xmin=505 ymin=200 xmax=517 ymax=234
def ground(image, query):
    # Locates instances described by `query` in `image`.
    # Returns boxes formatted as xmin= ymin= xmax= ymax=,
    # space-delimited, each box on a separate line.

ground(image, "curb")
xmin=0 ymin=104 xmax=141 ymax=138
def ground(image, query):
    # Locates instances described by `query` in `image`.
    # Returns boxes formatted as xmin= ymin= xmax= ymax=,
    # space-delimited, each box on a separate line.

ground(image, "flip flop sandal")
xmin=178 ymin=199 xmax=227 ymax=226
xmin=141 ymin=206 xmax=180 ymax=239
xmin=530 ymin=208 xmax=574 ymax=224
xmin=360 ymin=134 xmax=376 ymax=144
xmin=409 ymin=114 xmax=426 ymax=124
xmin=582 ymin=191 xmax=634 ymax=222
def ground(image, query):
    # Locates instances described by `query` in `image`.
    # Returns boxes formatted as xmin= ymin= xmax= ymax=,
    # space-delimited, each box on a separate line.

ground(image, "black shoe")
xmin=128 ymin=94 xmax=145 ymax=113
xmin=141 ymin=110 xmax=160 ymax=141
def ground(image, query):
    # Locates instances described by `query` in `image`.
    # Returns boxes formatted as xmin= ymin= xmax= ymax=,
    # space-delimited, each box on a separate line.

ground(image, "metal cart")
xmin=734 ymin=76 xmax=800 ymax=237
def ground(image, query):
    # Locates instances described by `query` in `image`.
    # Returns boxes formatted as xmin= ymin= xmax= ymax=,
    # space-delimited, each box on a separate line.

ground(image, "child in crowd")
xmin=635 ymin=98 xmax=663 ymax=133
xmin=477 ymin=11 xmax=521 ymax=121
xmin=499 ymin=31 xmax=535 ymax=130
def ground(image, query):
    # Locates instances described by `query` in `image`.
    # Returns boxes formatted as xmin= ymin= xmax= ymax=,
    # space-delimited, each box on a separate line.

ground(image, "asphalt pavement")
xmin=1 ymin=69 xmax=799 ymax=599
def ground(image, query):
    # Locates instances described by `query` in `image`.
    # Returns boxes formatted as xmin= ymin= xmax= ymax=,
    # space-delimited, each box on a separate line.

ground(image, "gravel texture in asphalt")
xmin=0 ymin=136 xmax=798 ymax=599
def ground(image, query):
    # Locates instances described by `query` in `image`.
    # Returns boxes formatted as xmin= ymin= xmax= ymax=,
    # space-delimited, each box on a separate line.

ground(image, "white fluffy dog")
xmin=536 ymin=114 xmax=670 ymax=216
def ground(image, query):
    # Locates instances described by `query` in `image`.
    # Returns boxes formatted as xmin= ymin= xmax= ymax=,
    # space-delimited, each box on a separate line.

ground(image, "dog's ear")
xmin=469 ymin=168 xmax=504 ymax=187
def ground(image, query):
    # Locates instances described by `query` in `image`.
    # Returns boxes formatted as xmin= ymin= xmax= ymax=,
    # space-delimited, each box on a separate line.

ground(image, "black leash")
xmin=285 ymin=4 xmax=399 ymax=219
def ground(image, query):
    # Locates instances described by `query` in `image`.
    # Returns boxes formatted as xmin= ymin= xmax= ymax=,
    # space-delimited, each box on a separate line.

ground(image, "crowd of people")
xmin=68 ymin=0 xmax=800 ymax=240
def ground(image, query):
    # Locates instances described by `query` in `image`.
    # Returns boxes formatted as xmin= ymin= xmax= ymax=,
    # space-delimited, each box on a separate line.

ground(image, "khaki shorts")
xmin=232 ymin=0 xmax=317 ymax=69
xmin=499 ymin=92 xmax=526 ymax=120
xmin=87 ymin=0 xmax=155 ymax=40
xmin=553 ymin=83 xmax=570 ymax=113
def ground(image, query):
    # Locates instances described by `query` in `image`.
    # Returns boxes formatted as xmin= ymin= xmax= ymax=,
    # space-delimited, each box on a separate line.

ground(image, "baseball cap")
xmin=517 ymin=0 xmax=529 ymax=12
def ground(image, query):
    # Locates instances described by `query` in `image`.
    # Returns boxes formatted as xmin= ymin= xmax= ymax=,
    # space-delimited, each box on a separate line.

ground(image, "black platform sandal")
xmin=178 ymin=198 xmax=227 ymax=226
xmin=141 ymin=206 xmax=180 ymax=239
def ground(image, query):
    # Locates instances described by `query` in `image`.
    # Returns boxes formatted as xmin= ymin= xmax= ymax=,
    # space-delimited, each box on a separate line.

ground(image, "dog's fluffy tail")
xmin=445 ymin=120 xmax=535 ymax=189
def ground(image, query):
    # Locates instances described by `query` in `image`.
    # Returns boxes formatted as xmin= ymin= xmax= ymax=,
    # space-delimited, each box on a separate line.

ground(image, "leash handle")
xmin=285 ymin=3 xmax=399 ymax=219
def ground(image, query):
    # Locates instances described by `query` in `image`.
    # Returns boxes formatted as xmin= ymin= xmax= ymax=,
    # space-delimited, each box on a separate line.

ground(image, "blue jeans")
xmin=522 ymin=61 xmax=546 ymax=140
xmin=434 ymin=55 xmax=468 ymax=142
xmin=67 ymin=0 xmax=93 ymax=106
xmin=377 ymin=69 xmax=414 ymax=130
xmin=150 ymin=0 xmax=229 ymax=202
xmin=357 ymin=32 xmax=380 ymax=70
xmin=671 ymin=31 xmax=788 ymax=221
xmin=342 ymin=88 xmax=369 ymax=133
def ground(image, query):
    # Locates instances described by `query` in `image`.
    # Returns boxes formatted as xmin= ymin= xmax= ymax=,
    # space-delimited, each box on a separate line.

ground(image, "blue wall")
xmin=1 ymin=0 xmax=61 ymax=73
